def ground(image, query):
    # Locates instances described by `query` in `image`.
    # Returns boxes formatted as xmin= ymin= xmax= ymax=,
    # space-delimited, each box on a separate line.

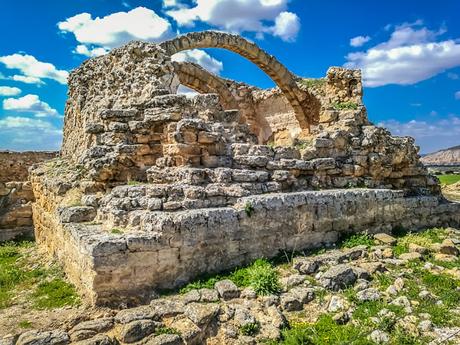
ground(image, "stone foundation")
xmin=0 ymin=151 xmax=57 ymax=241
xmin=31 ymin=183 xmax=460 ymax=306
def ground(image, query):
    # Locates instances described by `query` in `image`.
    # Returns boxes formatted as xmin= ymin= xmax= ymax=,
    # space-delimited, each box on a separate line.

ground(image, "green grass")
xmin=244 ymin=201 xmax=255 ymax=217
xmin=299 ymin=78 xmax=326 ymax=88
xmin=18 ymin=320 xmax=33 ymax=329
xmin=293 ymin=139 xmax=312 ymax=150
xmin=437 ymin=174 xmax=460 ymax=185
xmin=339 ymin=232 xmax=374 ymax=248
xmin=331 ymin=101 xmax=359 ymax=110
xmin=180 ymin=258 xmax=280 ymax=296
xmin=32 ymin=278 xmax=80 ymax=309
xmin=240 ymin=322 xmax=260 ymax=336
xmin=278 ymin=315 xmax=372 ymax=345
xmin=392 ymin=228 xmax=447 ymax=257
xmin=111 ymin=227 xmax=124 ymax=234
xmin=154 ymin=327 xmax=181 ymax=336
xmin=0 ymin=240 xmax=79 ymax=310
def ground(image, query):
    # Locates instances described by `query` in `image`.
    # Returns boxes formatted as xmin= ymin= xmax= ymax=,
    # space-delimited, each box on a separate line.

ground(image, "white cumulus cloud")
xmin=0 ymin=86 xmax=21 ymax=97
xmin=350 ymin=35 xmax=371 ymax=47
xmin=166 ymin=0 xmax=300 ymax=42
xmin=0 ymin=116 xmax=62 ymax=151
xmin=379 ymin=115 xmax=460 ymax=154
xmin=171 ymin=49 xmax=223 ymax=74
xmin=58 ymin=7 xmax=174 ymax=57
xmin=3 ymin=94 xmax=61 ymax=118
xmin=0 ymin=53 xmax=68 ymax=85
xmin=345 ymin=22 xmax=460 ymax=87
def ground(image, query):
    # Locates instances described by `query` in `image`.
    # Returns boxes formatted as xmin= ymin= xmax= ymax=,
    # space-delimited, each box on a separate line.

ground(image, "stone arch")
xmin=160 ymin=31 xmax=312 ymax=131
xmin=172 ymin=61 xmax=238 ymax=110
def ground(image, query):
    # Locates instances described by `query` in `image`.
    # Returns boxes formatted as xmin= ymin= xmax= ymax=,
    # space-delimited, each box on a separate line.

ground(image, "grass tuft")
xmin=32 ymin=278 xmax=80 ymax=309
xmin=339 ymin=232 xmax=374 ymax=248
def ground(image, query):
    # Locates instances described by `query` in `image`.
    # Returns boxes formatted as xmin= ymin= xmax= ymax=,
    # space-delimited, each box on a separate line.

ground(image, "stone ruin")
xmin=29 ymin=31 xmax=460 ymax=306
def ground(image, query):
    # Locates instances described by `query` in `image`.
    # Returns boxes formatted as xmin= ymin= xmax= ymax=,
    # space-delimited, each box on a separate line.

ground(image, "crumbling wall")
xmin=0 ymin=151 xmax=57 ymax=241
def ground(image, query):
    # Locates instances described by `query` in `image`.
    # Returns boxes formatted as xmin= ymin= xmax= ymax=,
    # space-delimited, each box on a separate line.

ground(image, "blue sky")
xmin=0 ymin=0 xmax=459 ymax=154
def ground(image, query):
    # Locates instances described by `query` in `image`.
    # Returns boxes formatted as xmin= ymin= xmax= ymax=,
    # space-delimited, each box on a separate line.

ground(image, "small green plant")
xmin=32 ymin=278 xmax=80 ymax=309
xmin=111 ymin=227 xmax=124 ymax=235
xmin=155 ymin=327 xmax=181 ymax=336
xmin=127 ymin=180 xmax=143 ymax=186
xmin=339 ymin=232 xmax=373 ymax=248
xmin=332 ymin=101 xmax=358 ymax=110
xmin=266 ymin=141 xmax=275 ymax=148
xmin=293 ymin=139 xmax=312 ymax=150
xmin=18 ymin=320 xmax=32 ymax=329
xmin=299 ymin=78 xmax=326 ymax=88
xmin=240 ymin=322 xmax=260 ymax=336
xmin=229 ymin=259 xmax=280 ymax=295
xmin=244 ymin=201 xmax=255 ymax=217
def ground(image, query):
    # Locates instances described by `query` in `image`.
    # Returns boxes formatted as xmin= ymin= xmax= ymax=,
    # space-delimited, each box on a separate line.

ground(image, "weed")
xmin=279 ymin=315 xmax=371 ymax=345
xmin=234 ymin=259 xmax=280 ymax=295
xmin=339 ymin=232 xmax=373 ymax=248
xmin=331 ymin=101 xmax=358 ymax=110
xmin=155 ymin=327 xmax=181 ymax=336
xmin=293 ymin=139 xmax=312 ymax=150
xmin=127 ymin=180 xmax=143 ymax=186
xmin=111 ymin=228 xmax=124 ymax=235
xmin=18 ymin=320 xmax=32 ymax=329
xmin=32 ymin=278 xmax=80 ymax=309
xmin=299 ymin=78 xmax=326 ymax=88
xmin=244 ymin=201 xmax=254 ymax=217
xmin=240 ymin=322 xmax=260 ymax=336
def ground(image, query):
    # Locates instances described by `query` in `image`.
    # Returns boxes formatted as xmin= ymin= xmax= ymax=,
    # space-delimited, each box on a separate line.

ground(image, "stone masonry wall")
xmin=0 ymin=151 xmax=57 ymax=241
xmin=30 ymin=182 xmax=460 ymax=306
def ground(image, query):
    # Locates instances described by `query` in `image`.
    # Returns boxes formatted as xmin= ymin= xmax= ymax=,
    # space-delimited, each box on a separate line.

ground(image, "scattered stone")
xmin=118 ymin=320 xmax=158 ymax=343
xmin=72 ymin=334 xmax=115 ymax=345
xmin=169 ymin=316 xmax=201 ymax=344
xmin=215 ymin=280 xmax=240 ymax=300
xmin=439 ymin=239 xmax=459 ymax=256
xmin=356 ymin=288 xmax=381 ymax=302
xmin=399 ymin=252 xmax=422 ymax=261
xmin=292 ymin=258 xmax=319 ymax=274
xmin=434 ymin=253 xmax=457 ymax=262
xmin=369 ymin=330 xmax=390 ymax=344
xmin=145 ymin=334 xmax=182 ymax=345
xmin=358 ymin=262 xmax=386 ymax=275
xmin=354 ymin=279 xmax=371 ymax=291
xmin=328 ymin=295 xmax=346 ymax=312
xmin=183 ymin=290 xmax=201 ymax=304
xmin=280 ymin=293 xmax=303 ymax=312
xmin=332 ymin=312 xmax=350 ymax=325
xmin=71 ymin=318 xmax=113 ymax=334
xmin=320 ymin=264 xmax=357 ymax=291
xmin=374 ymin=233 xmax=397 ymax=246
xmin=234 ymin=307 xmax=257 ymax=327
xmin=290 ymin=287 xmax=315 ymax=304
xmin=17 ymin=330 xmax=69 ymax=345
xmin=116 ymin=306 xmax=158 ymax=324
xmin=408 ymin=243 xmax=428 ymax=254
xmin=418 ymin=320 xmax=433 ymax=332
xmin=184 ymin=303 xmax=220 ymax=326
xmin=240 ymin=287 xmax=257 ymax=299
xmin=199 ymin=288 xmax=219 ymax=302
xmin=281 ymin=274 xmax=306 ymax=289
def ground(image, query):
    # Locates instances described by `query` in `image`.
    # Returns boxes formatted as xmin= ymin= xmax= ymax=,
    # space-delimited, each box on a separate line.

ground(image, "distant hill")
xmin=421 ymin=145 xmax=460 ymax=165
